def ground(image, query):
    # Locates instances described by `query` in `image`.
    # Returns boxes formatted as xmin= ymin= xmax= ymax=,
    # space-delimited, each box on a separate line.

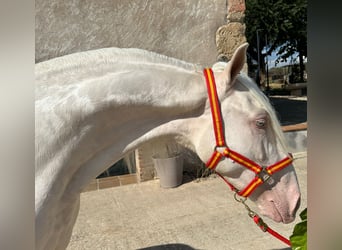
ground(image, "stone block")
xmin=216 ymin=23 xmax=247 ymax=61
xmin=228 ymin=0 xmax=246 ymax=13
xmin=227 ymin=12 xmax=245 ymax=23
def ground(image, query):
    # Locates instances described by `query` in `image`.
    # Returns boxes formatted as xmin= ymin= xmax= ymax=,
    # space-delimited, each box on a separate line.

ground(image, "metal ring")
xmin=214 ymin=145 xmax=228 ymax=154
xmin=234 ymin=192 xmax=247 ymax=203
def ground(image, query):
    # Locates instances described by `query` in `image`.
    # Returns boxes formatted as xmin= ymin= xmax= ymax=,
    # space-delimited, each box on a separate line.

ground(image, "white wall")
xmin=36 ymin=0 xmax=227 ymax=66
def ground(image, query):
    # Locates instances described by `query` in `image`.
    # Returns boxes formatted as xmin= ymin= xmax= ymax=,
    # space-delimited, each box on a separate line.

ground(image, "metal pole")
xmin=256 ymin=30 xmax=261 ymax=87
xmin=265 ymin=34 xmax=269 ymax=94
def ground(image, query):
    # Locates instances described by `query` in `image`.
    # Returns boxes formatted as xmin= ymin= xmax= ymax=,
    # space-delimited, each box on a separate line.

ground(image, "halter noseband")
xmin=203 ymin=68 xmax=293 ymax=197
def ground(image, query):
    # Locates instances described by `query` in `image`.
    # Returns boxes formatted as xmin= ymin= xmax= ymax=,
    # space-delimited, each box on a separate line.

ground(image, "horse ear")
xmin=218 ymin=43 xmax=248 ymax=88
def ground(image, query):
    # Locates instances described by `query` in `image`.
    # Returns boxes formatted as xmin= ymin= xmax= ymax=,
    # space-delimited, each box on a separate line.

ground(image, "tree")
xmin=245 ymin=0 xmax=307 ymax=83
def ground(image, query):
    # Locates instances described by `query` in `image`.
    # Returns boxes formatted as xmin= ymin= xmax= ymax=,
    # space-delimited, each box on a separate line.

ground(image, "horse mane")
xmin=35 ymin=47 xmax=201 ymax=76
xmin=212 ymin=62 xmax=288 ymax=152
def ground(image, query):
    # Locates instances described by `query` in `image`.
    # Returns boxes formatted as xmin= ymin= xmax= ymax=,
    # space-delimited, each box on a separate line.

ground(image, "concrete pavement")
xmin=68 ymin=152 xmax=307 ymax=250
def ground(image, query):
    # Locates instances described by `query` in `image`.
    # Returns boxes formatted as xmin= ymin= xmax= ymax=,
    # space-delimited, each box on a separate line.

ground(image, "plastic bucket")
xmin=152 ymin=154 xmax=183 ymax=188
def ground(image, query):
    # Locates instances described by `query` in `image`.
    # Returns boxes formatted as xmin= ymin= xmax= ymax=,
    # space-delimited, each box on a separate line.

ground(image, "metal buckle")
xmin=254 ymin=216 xmax=268 ymax=232
xmin=258 ymin=169 xmax=274 ymax=185
xmin=234 ymin=193 xmax=256 ymax=218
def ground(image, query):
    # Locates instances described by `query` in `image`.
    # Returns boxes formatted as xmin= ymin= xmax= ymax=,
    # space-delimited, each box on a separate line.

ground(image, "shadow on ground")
xmin=138 ymin=243 xmax=196 ymax=250
xmin=269 ymin=97 xmax=307 ymax=126
xmin=138 ymin=244 xmax=291 ymax=250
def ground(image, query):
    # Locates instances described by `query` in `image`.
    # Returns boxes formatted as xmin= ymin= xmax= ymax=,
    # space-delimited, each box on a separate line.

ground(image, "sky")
xmin=266 ymin=48 xmax=307 ymax=69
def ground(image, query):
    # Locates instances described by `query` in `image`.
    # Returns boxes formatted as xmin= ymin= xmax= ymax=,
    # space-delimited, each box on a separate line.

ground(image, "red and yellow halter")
xmin=203 ymin=68 xmax=293 ymax=197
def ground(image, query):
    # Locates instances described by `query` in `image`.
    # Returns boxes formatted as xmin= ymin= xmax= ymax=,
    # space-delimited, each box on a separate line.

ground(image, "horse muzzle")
xmin=257 ymin=175 xmax=301 ymax=224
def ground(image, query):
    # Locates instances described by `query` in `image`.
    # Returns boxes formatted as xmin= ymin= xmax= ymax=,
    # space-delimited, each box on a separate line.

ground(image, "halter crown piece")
xmin=203 ymin=68 xmax=293 ymax=198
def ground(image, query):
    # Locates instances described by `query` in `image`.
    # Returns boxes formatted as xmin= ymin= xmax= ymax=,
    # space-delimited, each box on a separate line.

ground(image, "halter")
xmin=203 ymin=68 xmax=293 ymax=197
xmin=203 ymin=68 xmax=294 ymax=246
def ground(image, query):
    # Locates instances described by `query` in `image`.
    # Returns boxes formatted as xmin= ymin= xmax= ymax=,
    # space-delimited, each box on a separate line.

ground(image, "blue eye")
xmin=256 ymin=118 xmax=266 ymax=128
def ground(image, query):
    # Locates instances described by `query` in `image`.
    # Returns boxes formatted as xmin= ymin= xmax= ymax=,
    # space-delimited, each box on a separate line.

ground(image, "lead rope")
xmin=216 ymin=172 xmax=291 ymax=247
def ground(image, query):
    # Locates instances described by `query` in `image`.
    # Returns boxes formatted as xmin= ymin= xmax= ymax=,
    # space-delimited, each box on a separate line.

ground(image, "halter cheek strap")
xmin=203 ymin=68 xmax=293 ymax=197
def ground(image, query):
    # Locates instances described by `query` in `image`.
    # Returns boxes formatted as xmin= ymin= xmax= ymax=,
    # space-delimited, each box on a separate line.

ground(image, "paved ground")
xmin=68 ymin=152 xmax=307 ymax=250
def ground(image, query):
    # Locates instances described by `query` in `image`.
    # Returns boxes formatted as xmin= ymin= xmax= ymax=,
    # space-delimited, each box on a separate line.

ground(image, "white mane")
xmin=35 ymin=47 xmax=202 ymax=80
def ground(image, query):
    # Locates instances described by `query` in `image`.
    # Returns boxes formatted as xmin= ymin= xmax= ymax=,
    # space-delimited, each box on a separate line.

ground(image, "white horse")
xmin=35 ymin=43 xmax=300 ymax=250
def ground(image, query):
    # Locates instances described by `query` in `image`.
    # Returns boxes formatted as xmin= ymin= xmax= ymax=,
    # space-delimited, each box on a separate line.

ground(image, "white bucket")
xmin=152 ymin=154 xmax=183 ymax=188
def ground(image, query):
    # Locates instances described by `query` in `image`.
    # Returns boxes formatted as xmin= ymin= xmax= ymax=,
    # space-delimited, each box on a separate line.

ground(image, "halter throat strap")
xmin=203 ymin=68 xmax=293 ymax=197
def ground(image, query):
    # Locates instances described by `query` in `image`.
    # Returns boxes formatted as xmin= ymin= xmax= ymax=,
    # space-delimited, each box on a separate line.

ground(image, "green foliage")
xmin=290 ymin=208 xmax=307 ymax=250
xmin=245 ymin=0 xmax=307 ymax=70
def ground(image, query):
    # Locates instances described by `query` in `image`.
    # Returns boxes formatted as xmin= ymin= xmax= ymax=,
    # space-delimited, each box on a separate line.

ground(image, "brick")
xmin=119 ymin=174 xmax=138 ymax=185
xmin=98 ymin=176 xmax=120 ymax=189
xmin=228 ymin=0 xmax=246 ymax=13
xmin=83 ymin=180 xmax=98 ymax=192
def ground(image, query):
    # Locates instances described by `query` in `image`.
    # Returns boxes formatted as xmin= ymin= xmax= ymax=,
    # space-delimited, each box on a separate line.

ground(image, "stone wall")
xmin=36 ymin=0 xmax=228 ymax=67
xmin=216 ymin=0 xmax=247 ymax=72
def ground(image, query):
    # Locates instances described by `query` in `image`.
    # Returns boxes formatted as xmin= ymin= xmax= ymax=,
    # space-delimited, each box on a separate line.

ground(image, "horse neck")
xmin=36 ymin=60 xmax=207 ymax=194
xmin=86 ymin=67 xmax=208 ymax=153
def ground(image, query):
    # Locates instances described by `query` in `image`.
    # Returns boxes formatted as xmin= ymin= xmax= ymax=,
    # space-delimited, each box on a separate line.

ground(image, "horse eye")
xmin=255 ymin=118 xmax=266 ymax=128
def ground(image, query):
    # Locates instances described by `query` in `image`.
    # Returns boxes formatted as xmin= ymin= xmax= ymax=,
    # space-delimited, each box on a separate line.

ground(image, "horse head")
xmin=194 ymin=43 xmax=301 ymax=223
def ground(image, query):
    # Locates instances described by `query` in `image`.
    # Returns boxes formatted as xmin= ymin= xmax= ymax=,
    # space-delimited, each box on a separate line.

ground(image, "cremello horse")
xmin=35 ymin=43 xmax=300 ymax=249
